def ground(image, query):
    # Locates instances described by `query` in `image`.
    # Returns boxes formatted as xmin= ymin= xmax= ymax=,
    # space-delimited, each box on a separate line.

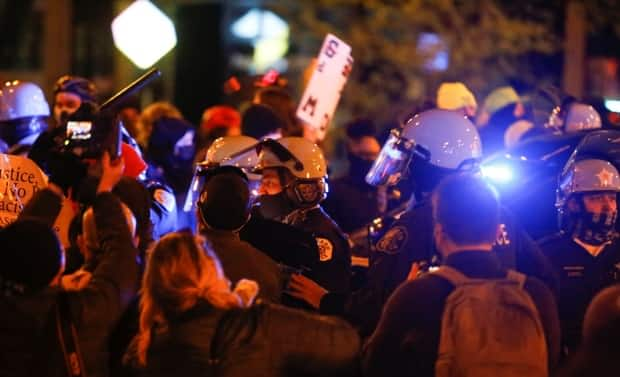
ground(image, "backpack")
xmin=433 ymin=266 xmax=548 ymax=377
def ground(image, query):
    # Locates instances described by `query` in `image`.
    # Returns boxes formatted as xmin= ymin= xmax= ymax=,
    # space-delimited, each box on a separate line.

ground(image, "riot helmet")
xmin=546 ymin=101 xmax=602 ymax=135
xmin=556 ymin=158 xmax=620 ymax=244
xmin=366 ymin=109 xmax=482 ymax=187
xmin=184 ymin=135 xmax=260 ymax=212
xmin=255 ymin=137 xmax=328 ymax=210
xmin=0 ymin=80 xmax=50 ymax=153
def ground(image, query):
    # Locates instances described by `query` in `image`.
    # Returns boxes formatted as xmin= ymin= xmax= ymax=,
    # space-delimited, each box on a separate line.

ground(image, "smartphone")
xmin=67 ymin=121 xmax=92 ymax=141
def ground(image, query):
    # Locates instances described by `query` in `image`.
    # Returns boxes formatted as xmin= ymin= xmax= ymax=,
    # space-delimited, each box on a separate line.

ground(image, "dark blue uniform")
xmin=284 ymin=206 xmax=352 ymax=293
xmin=539 ymin=234 xmax=620 ymax=353
xmin=320 ymin=200 xmax=557 ymax=336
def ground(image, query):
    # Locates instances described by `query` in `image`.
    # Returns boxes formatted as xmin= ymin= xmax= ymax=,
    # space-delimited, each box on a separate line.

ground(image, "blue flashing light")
xmin=481 ymin=164 xmax=514 ymax=184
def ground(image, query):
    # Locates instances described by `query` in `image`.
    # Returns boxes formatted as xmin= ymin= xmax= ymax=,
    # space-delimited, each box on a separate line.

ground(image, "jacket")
xmin=138 ymin=300 xmax=361 ymax=377
xmin=320 ymin=201 xmax=557 ymax=336
xmin=362 ymin=251 xmax=561 ymax=377
xmin=203 ymin=228 xmax=283 ymax=303
xmin=539 ymin=233 xmax=620 ymax=354
xmin=0 ymin=189 xmax=140 ymax=377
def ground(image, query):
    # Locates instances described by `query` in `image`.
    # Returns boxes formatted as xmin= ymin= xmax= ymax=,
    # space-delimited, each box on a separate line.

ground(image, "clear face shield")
xmin=183 ymin=145 xmax=260 ymax=212
xmin=365 ymin=129 xmax=417 ymax=186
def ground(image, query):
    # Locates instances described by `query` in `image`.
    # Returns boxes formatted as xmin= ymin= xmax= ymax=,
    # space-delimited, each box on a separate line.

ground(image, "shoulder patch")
xmin=154 ymin=188 xmax=176 ymax=213
xmin=376 ymin=226 xmax=408 ymax=254
xmin=316 ymin=237 xmax=334 ymax=262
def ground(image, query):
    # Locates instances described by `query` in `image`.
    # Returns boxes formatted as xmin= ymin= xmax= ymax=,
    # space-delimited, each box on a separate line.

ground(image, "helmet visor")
xmin=365 ymin=130 xmax=414 ymax=186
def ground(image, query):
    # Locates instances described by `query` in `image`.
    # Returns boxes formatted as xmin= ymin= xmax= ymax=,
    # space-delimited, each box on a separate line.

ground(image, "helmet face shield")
xmin=365 ymin=130 xmax=415 ymax=186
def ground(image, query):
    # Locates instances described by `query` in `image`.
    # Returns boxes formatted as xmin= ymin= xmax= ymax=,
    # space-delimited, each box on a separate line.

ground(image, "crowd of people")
xmin=0 ymin=73 xmax=619 ymax=377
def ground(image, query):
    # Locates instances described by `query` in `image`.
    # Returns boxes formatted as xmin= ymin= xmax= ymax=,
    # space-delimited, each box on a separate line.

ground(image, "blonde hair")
xmin=136 ymin=101 xmax=183 ymax=147
xmin=134 ymin=231 xmax=245 ymax=366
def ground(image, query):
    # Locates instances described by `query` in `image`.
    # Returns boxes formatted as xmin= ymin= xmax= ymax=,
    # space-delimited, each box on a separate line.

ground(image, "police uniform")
xmin=325 ymin=200 xmax=557 ymax=335
xmin=539 ymin=233 xmax=620 ymax=353
xmin=284 ymin=206 xmax=352 ymax=293
xmin=371 ymin=201 xmax=558 ymax=294
xmin=239 ymin=212 xmax=319 ymax=270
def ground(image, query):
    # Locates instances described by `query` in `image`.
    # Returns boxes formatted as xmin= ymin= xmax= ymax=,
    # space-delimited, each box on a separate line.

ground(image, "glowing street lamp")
xmin=111 ymin=0 xmax=177 ymax=69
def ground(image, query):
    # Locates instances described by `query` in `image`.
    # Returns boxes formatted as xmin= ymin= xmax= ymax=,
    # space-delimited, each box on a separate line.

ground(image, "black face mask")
xmin=570 ymin=211 xmax=618 ymax=245
xmin=256 ymin=192 xmax=295 ymax=221
xmin=348 ymin=153 xmax=375 ymax=182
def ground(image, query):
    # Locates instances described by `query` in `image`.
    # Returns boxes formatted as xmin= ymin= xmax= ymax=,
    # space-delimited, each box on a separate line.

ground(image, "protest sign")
xmin=297 ymin=33 xmax=353 ymax=142
xmin=0 ymin=154 xmax=47 ymax=226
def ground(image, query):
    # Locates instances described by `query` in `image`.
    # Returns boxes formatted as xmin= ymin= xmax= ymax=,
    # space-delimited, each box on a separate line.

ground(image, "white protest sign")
xmin=297 ymin=33 xmax=353 ymax=141
xmin=0 ymin=154 xmax=48 ymax=227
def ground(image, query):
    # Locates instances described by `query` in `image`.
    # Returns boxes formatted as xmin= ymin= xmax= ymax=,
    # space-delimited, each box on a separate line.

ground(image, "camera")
xmin=58 ymin=102 xmax=122 ymax=160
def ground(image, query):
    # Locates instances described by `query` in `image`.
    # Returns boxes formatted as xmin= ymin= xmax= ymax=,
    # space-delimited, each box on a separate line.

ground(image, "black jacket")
xmin=539 ymin=233 xmax=620 ymax=354
xmin=284 ymin=207 xmax=352 ymax=293
xmin=136 ymin=300 xmax=361 ymax=377
xmin=362 ymin=251 xmax=561 ymax=377
xmin=320 ymin=201 xmax=557 ymax=335
xmin=0 ymin=189 xmax=140 ymax=377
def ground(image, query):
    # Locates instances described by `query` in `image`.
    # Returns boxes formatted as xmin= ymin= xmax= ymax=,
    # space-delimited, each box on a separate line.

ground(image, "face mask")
xmin=570 ymin=211 xmax=618 ymax=245
xmin=256 ymin=191 xmax=295 ymax=221
xmin=348 ymin=153 xmax=375 ymax=182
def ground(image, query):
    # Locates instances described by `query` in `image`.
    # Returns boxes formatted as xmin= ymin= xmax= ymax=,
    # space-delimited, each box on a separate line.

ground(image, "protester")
xmin=124 ymin=231 xmax=360 ymax=377
xmin=555 ymin=284 xmax=620 ymax=377
xmin=436 ymin=81 xmax=477 ymax=119
xmin=136 ymin=101 xmax=184 ymax=150
xmin=52 ymin=75 xmax=97 ymax=127
xmin=322 ymin=118 xmax=382 ymax=233
xmin=0 ymin=152 xmax=140 ymax=377
xmin=362 ymin=173 xmax=560 ymax=377
xmin=241 ymin=104 xmax=285 ymax=140
xmin=253 ymin=86 xmax=303 ymax=137
xmin=61 ymin=200 xmax=138 ymax=291
xmin=195 ymin=105 xmax=241 ymax=162
xmin=197 ymin=166 xmax=283 ymax=303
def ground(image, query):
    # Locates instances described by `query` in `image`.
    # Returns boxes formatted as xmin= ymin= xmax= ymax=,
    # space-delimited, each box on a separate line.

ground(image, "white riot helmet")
xmin=0 ymin=81 xmax=50 ymax=152
xmin=184 ymin=135 xmax=260 ymax=212
xmin=546 ymin=102 xmax=601 ymax=134
xmin=255 ymin=137 xmax=328 ymax=207
xmin=366 ymin=109 xmax=482 ymax=186
xmin=0 ymin=81 xmax=50 ymax=121
xmin=556 ymin=158 xmax=620 ymax=243
xmin=556 ymin=159 xmax=620 ymax=209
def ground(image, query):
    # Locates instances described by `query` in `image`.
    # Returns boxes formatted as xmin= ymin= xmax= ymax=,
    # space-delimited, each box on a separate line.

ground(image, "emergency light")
xmin=481 ymin=163 xmax=514 ymax=184
xmin=111 ymin=0 xmax=177 ymax=69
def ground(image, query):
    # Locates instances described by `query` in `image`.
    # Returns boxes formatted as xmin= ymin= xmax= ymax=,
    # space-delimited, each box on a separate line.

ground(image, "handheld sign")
xmin=0 ymin=154 xmax=48 ymax=227
xmin=297 ymin=33 xmax=353 ymax=141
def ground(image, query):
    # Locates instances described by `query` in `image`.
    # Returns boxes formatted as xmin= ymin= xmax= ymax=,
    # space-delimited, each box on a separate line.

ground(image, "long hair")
xmin=134 ymin=231 xmax=244 ymax=366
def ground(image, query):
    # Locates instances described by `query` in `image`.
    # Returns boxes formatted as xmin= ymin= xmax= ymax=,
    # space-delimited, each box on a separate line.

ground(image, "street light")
xmin=111 ymin=0 xmax=177 ymax=69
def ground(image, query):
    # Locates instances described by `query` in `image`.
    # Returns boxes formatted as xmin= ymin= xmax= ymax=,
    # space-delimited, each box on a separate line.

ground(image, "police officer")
xmin=288 ymin=109 xmax=556 ymax=335
xmin=254 ymin=137 xmax=352 ymax=293
xmin=539 ymin=158 xmax=620 ymax=355
xmin=546 ymin=100 xmax=602 ymax=135
xmin=186 ymin=135 xmax=320 ymax=275
xmin=0 ymin=80 xmax=50 ymax=155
